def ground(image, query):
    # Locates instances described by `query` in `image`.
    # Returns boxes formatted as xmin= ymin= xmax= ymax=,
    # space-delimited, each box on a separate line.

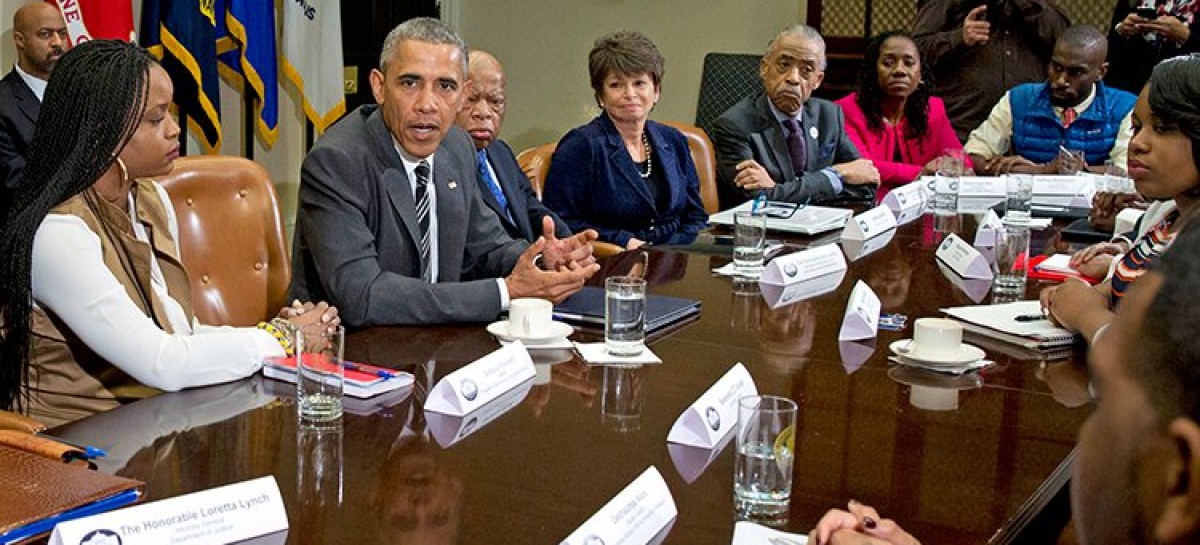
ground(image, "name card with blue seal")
xmin=882 ymin=181 xmax=926 ymax=215
xmin=427 ymin=377 xmax=534 ymax=448
xmin=838 ymin=280 xmax=881 ymax=341
xmin=974 ymin=209 xmax=1004 ymax=249
xmin=667 ymin=363 xmax=757 ymax=448
xmin=424 ymin=342 xmax=535 ymax=416
xmin=560 ymin=466 xmax=677 ymax=545
xmin=840 ymin=205 xmax=896 ymax=242
xmin=935 ymin=233 xmax=993 ymax=280
xmin=50 ymin=477 xmax=287 ymax=545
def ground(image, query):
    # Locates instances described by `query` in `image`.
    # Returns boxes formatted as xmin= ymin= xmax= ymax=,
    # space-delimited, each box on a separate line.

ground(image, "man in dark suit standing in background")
xmin=1 ymin=2 xmax=69 ymax=201
xmin=711 ymin=24 xmax=879 ymax=210
xmin=454 ymin=49 xmax=570 ymax=243
xmin=289 ymin=17 xmax=598 ymax=327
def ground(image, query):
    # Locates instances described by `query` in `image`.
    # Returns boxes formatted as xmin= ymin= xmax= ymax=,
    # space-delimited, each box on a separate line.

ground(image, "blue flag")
xmin=215 ymin=0 xmax=278 ymax=147
xmin=141 ymin=0 xmax=223 ymax=153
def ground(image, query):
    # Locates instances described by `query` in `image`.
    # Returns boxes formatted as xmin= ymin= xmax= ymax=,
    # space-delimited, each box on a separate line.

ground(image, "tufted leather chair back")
xmin=659 ymin=121 xmax=719 ymax=214
xmin=515 ymin=142 xmax=557 ymax=200
xmin=155 ymin=156 xmax=290 ymax=326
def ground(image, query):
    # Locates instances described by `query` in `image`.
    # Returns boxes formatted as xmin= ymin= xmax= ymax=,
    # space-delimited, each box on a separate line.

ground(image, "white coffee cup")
xmin=908 ymin=318 xmax=963 ymax=360
xmin=509 ymin=298 xmax=553 ymax=337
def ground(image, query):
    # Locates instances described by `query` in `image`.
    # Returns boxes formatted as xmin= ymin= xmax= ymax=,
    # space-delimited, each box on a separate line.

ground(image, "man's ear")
xmin=1154 ymin=418 xmax=1200 ymax=544
xmin=369 ymin=68 xmax=385 ymax=105
xmin=1098 ymin=61 xmax=1109 ymax=80
xmin=812 ymin=70 xmax=825 ymax=91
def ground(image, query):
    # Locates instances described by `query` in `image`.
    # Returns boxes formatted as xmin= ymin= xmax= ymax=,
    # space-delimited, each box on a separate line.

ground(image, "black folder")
xmin=553 ymin=287 xmax=701 ymax=333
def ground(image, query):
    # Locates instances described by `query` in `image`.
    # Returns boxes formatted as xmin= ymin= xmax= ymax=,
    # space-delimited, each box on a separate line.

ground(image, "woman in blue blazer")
xmin=543 ymin=31 xmax=709 ymax=250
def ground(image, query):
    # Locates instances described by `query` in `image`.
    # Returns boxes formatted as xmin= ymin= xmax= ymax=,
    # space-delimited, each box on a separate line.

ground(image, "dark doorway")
xmin=339 ymin=1 xmax=441 ymax=114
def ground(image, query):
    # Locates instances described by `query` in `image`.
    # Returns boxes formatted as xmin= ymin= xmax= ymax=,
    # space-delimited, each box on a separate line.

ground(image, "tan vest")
xmin=25 ymin=180 xmax=195 ymax=427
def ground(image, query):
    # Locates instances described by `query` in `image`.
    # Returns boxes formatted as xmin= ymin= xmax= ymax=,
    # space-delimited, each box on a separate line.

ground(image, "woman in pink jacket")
xmin=835 ymin=31 xmax=967 ymax=199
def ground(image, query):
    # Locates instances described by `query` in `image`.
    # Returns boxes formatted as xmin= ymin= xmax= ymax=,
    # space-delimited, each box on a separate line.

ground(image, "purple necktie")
xmin=782 ymin=118 xmax=807 ymax=174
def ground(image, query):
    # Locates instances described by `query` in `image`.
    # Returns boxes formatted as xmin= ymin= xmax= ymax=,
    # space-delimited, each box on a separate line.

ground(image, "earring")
xmin=115 ymin=157 xmax=130 ymax=184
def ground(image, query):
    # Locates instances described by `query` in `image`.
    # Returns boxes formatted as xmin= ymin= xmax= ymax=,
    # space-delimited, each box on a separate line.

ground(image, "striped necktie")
xmin=414 ymin=160 xmax=433 ymax=283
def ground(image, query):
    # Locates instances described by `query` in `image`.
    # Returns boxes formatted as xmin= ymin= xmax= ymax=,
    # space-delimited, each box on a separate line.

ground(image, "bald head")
xmin=13 ymin=1 xmax=69 ymax=80
xmin=456 ymin=50 xmax=507 ymax=150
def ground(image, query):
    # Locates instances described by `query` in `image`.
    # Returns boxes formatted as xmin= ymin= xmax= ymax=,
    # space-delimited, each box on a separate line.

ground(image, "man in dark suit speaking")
xmin=289 ymin=18 xmax=599 ymax=326
xmin=711 ymin=24 xmax=879 ymax=209
xmin=1 ymin=2 xmax=69 ymax=202
xmin=454 ymin=49 xmax=570 ymax=243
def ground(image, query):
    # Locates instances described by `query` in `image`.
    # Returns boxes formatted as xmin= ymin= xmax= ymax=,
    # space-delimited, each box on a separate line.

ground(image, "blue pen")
xmin=343 ymin=362 xmax=395 ymax=379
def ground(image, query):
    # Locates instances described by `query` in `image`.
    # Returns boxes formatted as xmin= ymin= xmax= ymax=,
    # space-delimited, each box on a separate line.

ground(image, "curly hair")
xmin=0 ymin=40 xmax=153 ymax=411
xmin=854 ymin=31 xmax=931 ymax=140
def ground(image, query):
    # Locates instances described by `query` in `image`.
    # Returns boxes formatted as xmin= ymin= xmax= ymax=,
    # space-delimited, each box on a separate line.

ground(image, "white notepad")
xmin=941 ymin=300 xmax=1079 ymax=349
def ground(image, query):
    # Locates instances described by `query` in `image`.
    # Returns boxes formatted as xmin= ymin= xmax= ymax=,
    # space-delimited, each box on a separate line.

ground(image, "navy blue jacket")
xmin=543 ymin=115 xmax=708 ymax=247
xmin=1010 ymin=82 xmax=1136 ymax=165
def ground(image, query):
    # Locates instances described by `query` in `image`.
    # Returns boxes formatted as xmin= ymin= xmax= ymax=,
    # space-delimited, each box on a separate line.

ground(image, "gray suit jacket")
xmin=711 ymin=93 xmax=871 ymax=209
xmin=483 ymin=139 xmax=569 ymax=243
xmin=289 ymin=105 xmax=526 ymax=326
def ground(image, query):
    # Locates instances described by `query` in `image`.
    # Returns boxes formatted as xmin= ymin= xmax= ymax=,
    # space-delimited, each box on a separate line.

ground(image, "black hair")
xmin=854 ymin=31 xmax=931 ymax=140
xmin=1147 ymin=54 xmax=1200 ymax=179
xmin=0 ymin=40 xmax=154 ymax=411
xmin=1136 ymin=220 xmax=1200 ymax=425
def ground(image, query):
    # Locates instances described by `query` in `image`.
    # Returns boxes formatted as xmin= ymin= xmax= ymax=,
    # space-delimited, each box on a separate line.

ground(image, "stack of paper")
xmin=709 ymin=200 xmax=851 ymax=235
xmin=941 ymin=300 xmax=1080 ymax=351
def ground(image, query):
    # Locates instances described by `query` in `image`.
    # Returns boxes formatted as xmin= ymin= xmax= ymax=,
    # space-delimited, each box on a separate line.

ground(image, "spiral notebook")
xmin=941 ymin=300 xmax=1080 ymax=351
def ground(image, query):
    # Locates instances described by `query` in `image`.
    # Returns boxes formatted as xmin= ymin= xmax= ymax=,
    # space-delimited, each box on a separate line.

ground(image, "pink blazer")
xmin=835 ymin=93 xmax=967 ymax=195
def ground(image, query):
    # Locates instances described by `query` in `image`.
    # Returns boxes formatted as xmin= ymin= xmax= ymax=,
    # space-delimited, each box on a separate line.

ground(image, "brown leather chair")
xmin=515 ymin=142 xmax=557 ymax=200
xmin=660 ymin=120 xmax=720 ymax=214
xmin=155 ymin=156 xmax=290 ymax=326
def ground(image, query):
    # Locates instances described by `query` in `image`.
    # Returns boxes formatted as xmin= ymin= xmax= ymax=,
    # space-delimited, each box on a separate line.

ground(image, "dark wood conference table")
xmin=53 ymin=212 xmax=1093 ymax=545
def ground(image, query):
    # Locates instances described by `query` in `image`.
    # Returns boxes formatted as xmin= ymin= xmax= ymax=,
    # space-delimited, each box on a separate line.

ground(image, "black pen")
xmin=1014 ymin=314 xmax=1047 ymax=322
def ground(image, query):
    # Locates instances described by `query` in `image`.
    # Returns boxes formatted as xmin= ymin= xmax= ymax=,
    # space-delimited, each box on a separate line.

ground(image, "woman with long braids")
xmin=834 ymin=31 xmax=966 ymax=198
xmin=0 ymin=40 xmax=338 ymax=427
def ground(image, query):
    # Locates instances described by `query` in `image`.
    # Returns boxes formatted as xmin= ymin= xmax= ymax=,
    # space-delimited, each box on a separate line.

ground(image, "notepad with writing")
xmin=941 ymin=300 xmax=1080 ymax=350
xmin=262 ymin=356 xmax=414 ymax=398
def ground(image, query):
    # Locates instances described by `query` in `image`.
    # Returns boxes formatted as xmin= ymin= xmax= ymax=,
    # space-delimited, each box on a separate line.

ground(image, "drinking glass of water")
xmin=932 ymin=152 xmax=964 ymax=216
xmin=296 ymin=323 xmax=345 ymax=422
xmin=993 ymin=225 xmax=1030 ymax=297
xmin=734 ymin=395 xmax=797 ymax=524
xmin=1005 ymin=174 xmax=1034 ymax=223
xmin=605 ymin=276 xmax=646 ymax=356
xmin=733 ymin=210 xmax=767 ymax=277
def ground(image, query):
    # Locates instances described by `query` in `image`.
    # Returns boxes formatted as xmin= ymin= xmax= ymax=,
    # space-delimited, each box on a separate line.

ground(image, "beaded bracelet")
xmin=257 ymin=319 xmax=294 ymax=356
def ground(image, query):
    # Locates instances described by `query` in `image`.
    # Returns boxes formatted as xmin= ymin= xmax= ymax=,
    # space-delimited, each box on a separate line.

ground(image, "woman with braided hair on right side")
xmin=0 ymin=40 xmax=338 ymax=427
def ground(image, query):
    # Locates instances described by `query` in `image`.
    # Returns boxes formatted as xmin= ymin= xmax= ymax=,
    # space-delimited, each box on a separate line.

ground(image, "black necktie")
xmin=414 ymin=161 xmax=432 ymax=283
xmin=783 ymin=118 xmax=807 ymax=174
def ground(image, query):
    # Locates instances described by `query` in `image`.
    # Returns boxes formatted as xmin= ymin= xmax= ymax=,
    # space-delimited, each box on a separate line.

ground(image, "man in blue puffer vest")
xmin=964 ymin=25 xmax=1137 ymax=175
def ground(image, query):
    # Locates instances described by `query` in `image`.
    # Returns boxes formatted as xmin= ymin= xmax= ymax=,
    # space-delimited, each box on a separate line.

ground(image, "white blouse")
xmin=29 ymin=184 xmax=283 ymax=391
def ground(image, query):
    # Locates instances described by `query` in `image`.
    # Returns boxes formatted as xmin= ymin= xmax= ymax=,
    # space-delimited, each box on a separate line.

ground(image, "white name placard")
xmin=936 ymin=260 xmax=992 ymax=303
xmin=427 ymin=377 xmax=534 ymax=448
xmin=935 ymin=233 xmax=993 ymax=280
xmin=841 ymin=226 xmax=896 ymax=261
xmin=425 ymin=342 xmax=536 ymax=416
xmin=894 ymin=203 xmax=925 ymax=226
xmin=840 ymin=205 xmax=897 ymax=242
xmin=667 ymin=363 xmax=757 ymax=448
xmin=974 ymin=209 xmax=1004 ymax=248
xmin=957 ymin=176 xmax=1006 ymax=197
xmin=560 ymin=467 xmax=678 ymax=545
xmin=838 ymin=281 xmax=881 ymax=341
xmin=882 ymin=181 xmax=926 ymax=214
xmin=1032 ymin=175 xmax=1094 ymax=207
xmin=50 ymin=477 xmax=287 ymax=545
xmin=760 ymin=267 xmax=846 ymax=309
xmin=839 ymin=339 xmax=876 ymax=373
xmin=667 ymin=434 xmax=733 ymax=484
xmin=761 ymin=244 xmax=847 ymax=286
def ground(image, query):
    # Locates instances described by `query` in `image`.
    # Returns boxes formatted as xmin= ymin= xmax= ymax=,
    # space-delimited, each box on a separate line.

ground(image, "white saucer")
xmin=487 ymin=320 xmax=573 ymax=344
xmin=888 ymin=339 xmax=986 ymax=366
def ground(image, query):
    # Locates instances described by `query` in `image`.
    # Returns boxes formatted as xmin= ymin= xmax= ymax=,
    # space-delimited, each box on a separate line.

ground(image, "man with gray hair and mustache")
xmin=712 ymin=24 xmax=879 ymax=210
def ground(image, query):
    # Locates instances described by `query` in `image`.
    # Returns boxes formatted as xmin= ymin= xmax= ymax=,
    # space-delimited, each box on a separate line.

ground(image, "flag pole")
xmin=243 ymin=91 xmax=254 ymax=160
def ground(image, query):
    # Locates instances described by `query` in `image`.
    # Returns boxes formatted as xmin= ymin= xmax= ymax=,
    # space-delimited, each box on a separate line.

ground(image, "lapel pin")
xmin=448 ymin=180 xmax=458 ymax=190
xmin=809 ymin=126 xmax=819 ymax=139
